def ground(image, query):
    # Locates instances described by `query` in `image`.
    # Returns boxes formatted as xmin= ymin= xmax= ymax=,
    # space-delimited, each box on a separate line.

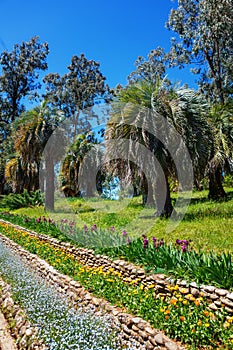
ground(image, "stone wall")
xmin=0 ymin=278 xmax=46 ymax=350
xmin=0 ymin=231 xmax=185 ymax=350
xmin=1 ymin=219 xmax=232 ymax=315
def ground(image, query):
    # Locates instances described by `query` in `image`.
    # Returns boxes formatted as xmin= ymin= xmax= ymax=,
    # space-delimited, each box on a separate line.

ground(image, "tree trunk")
xmin=45 ymin=155 xmax=55 ymax=211
xmin=86 ymin=180 xmax=95 ymax=198
xmin=133 ymin=185 xmax=139 ymax=197
xmin=15 ymin=161 xmax=25 ymax=194
xmin=139 ymin=174 xmax=154 ymax=206
xmin=0 ymin=175 xmax=5 ymax=195
xmin=155 ymin=175 xmax=173 ymax=218
xmin=208 ymin=165 xmax=226 ymax=200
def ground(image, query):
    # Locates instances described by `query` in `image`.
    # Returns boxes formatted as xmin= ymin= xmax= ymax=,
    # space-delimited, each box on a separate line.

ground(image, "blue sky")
xmin=0 ymin=0 xmax=197 ymax=89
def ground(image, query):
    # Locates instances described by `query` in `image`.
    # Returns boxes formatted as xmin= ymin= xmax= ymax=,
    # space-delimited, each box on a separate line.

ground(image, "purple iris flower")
xmin=143 ymin=238 xmax=149 ymax=249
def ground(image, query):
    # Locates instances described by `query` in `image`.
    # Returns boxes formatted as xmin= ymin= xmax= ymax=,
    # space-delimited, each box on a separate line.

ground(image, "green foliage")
xmin=99 ymin=239 xmax=233 ymax=290
xmin=0 ymin=36 xmax=49 ymax=196
xmin=127 ymin=47 xmax=170 ymax=84
xmin=0 ymin=190 xmax=43 ymax=210
xmin=1 ymin=207 xmax=233 ymax=290
xmin=3 ymin=188 xmax=233 ymax=253
xmin=60 ymin=132 xmax=101 ymax=198
xmin=0 ymin=211 xmax=73 ymax=242
xmin=224 ymin=174 xmax=233 ymax=187
xmin=43 ymin=53 xmax=111 ymax=118
xmin=108 ymin=80 xmax=212 ymax=216
xmin=166 ymin=0 xmax=233 ymax=103
xmin=0 ymin=36 xmax=49 ymax=123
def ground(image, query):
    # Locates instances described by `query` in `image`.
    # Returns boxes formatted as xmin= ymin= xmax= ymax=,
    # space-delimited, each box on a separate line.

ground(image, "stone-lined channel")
xmin=0 ymin=239 xmax=143 ymax=350
xmin=0 ymin=227 xmax=185 ymax=349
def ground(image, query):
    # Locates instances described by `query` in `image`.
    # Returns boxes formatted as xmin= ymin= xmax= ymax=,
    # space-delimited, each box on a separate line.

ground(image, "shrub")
xmin=0 ymin=190 xmax=43 ymax=210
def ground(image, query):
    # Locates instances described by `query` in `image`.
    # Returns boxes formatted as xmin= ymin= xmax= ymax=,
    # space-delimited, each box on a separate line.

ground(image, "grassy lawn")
xmin=7 ymin=187 xmax=233 ymax=254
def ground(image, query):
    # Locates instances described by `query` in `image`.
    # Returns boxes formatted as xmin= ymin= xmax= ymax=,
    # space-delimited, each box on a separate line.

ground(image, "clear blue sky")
xmin=0 ymin=0 xmax=196 ymax=89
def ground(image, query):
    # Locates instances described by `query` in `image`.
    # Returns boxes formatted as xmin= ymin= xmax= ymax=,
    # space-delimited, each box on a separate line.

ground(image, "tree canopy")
xmin=0 ymin=2 xmax=232 ymax=214
xmin=166 ymin=0 xmax=233 ymax=103
xmin=0 ymin=36 xmax=49 ymax=124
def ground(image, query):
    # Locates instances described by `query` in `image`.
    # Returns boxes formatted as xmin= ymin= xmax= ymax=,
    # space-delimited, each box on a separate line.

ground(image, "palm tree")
xmin=60 ymin=132 xmax=102 ymax=198
xmin=105 ymin=81 xmax=212 ymax=217
xmin=207 ymin=102 xmax=233 ymax=199
xmin=5 ymin=102 xmax=61 ymax=199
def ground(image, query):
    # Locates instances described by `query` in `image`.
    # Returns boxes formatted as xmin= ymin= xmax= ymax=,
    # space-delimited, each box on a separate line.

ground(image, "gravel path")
xmin=0 ymin=310 xmax=17 ymax=350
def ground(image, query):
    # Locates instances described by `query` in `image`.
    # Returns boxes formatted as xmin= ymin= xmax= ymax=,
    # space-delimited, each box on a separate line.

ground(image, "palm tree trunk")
xmin=141 ymin=175 xmax=154 ymax=206
xmin=208 ymin=165 xmax=226 ymax=200
xmin=155 ymin=175 xmax=173 ymax=218
xmin=45 ymin=155 xmax=55 ymax=211
xmin=0 ymin=178 xmax=5 ymax=194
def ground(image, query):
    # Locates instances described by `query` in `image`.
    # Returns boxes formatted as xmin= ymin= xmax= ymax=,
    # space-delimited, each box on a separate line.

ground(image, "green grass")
xmin=4 ymin=187 xmax=233 ymax=254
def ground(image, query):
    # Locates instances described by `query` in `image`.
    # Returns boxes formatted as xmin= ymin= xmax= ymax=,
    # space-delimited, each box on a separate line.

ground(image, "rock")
xmin=165 ymin=341 xmax=179 ymax=350
xmin=209 ymin=303 xmax=218 ymax=311
xmin=225 ymin=307 xmax=233 ymax=314
xmin=25 ymin=328 xmax=33 ymax=336
xmin=91 ymin=297 xmax=100 ymax=306
xmin=132 ymin=317 xmax=142 ymax=324
xmin=226 ymin=293 xmax=233 ymax=301
xmin=215 ymin=288 xmax=228 ymax=296
xmin=19 ymin=335 xmax=28 ymax=348
xmin=16 ymin=316 xmax=26 ymax=329
xmin=189 ymin=281 xmax=199 ymax=288
xmin=19 ymin=325 xmax=27 ymax=335
xmin=220 ymin=297 xmax=233 ymax=308
xmin=84 ymin=293 xmax=92 ymax=301
xmin=145 ymin=340 xmax=154 ymax=349
xmin=203 ymin=286 xmax=215 ymax=293
xmin=137 ymin=269 xmax=145 ymax=275
xmin=112 ymin=309 xmax=120 ymax=316
xmin=145 ymin=326 xmax=156 ymax=336
xmin=214 ymin=300 xmax=222 ymax=307
xmin=3 ymin=297 xmax=14 ymax=310
xmin=153 ymin=333 xmax=165 ymax=345
xmin=178 ymin=280 xmax=188 ymax=286
xmin=138 ymin=330 xmax=148 ymax=339
xmin=190 ymin=288 xmax=199 ymax=296
xmin=67 ymin=291 xmax=76 ymax=300
xmin=209 ymin=294 xmax=218 ymax=300
xmin=122 ymin=324 xmax=131 ymax=335
xmin=137 ymin=321 xmax=147 ymax=330
xmin=165 ymin=277 xmax=174 ymax=284
xmin=70 ymin=280 xmax=80 ymax=287
xmin=132 ymin=325 xmax=139 ymax=332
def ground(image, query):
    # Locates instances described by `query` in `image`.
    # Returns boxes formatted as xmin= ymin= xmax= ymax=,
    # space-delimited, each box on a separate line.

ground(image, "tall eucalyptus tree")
xmin=166 ymin=0 xmax=233 ymax=104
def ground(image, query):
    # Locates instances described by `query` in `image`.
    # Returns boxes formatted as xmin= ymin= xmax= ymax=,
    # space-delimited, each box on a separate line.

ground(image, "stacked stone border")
xmin=0 ymin=223 xmax=187 ymax=350
xmin=0 ymin=278 xmax=46 ymax=350
xmin=1 ymin=219 xmax=232 ymax=314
